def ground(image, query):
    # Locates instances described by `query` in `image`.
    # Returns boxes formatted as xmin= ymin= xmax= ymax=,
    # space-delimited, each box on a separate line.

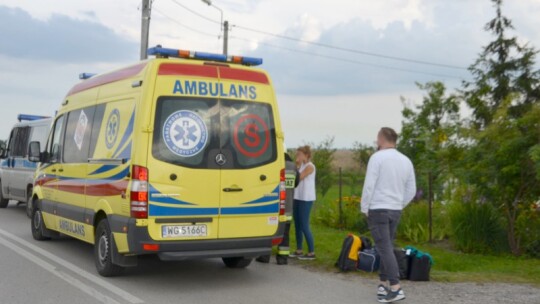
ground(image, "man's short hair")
xmin=379 ymin=127 xmax=398 ymax=144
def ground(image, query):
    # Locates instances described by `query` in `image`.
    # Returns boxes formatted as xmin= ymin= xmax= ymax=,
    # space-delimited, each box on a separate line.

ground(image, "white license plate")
xmin=162 ymin=225 xmax=207 ymax=238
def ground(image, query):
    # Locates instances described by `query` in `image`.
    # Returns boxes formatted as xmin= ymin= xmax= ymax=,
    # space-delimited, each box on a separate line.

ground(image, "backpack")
xmin=335 ymin=234 xmax=363 ymax=272
xmin=359 ymin=236 xmax=373 ymax=250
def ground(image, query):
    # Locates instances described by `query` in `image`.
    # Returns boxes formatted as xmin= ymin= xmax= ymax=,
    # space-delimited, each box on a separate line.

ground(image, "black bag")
xmin=360 ymin=236 xmax=373 ymax=250
xmin=394 ymin=248 xmax=411 ymax=280
xmin=335 ymin=234 xmax=362 ymax=272
xmin=409 ymin=255 xmax=431 ymax=281
xmin=358 ymin=248 xmax=380 ymax=272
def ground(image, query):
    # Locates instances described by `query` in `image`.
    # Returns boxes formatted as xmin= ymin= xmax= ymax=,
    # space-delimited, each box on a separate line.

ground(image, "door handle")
xmin=223 ymin=187 xmax=243 ymax=192
xmin=58 ymin=168 xmax=64 ymax=172
xmin=51 ymin=169 xmax=57 ymax=173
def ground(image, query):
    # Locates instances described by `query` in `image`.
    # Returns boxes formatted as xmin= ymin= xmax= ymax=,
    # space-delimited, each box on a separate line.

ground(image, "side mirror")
xmin=0 ymin=141 xmax=6 ymax=159
xmin=28 ymin=141 xmax=41 ymax=162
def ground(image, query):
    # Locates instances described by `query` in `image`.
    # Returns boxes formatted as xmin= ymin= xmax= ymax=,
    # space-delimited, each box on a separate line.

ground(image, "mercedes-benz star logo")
xmin=215 ymin=153 xmax=227 ymax=166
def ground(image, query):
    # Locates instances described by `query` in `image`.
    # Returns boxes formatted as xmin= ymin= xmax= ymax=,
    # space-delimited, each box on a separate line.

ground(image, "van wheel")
xmin=26 ymin=190 xmax=33 ymax=218
xmin=222 ymin=257 xmax=252 ymax=268
xmin=31 ymin=206 xmax=51 ymax=241
xmin=0 ymin=181 xmax=8 ymax=208
xmin=94 ymin=219 xmax=124 ymax=277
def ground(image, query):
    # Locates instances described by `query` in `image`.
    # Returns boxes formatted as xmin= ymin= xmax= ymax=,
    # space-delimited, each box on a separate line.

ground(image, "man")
xmin=361 ymin=127 xmax=416 ymax=303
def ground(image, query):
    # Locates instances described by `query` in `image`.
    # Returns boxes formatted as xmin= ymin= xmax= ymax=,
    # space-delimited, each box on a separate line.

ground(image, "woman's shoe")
xmin=289 ymin=250 xmax=303 ymax=258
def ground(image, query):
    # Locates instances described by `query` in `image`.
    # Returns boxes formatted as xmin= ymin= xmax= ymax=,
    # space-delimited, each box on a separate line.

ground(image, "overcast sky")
xmin=1 ymin=0 xmax=539 ymax=148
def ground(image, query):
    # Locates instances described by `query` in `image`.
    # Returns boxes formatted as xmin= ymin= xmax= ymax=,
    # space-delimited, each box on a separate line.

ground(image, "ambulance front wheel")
xmin=222 ymin=257 xmax=252 ymax=268
xmin=31 ymin=205 xmax=51 ymax=241
xmin=95 ymin=219 xmax=124 ymax=277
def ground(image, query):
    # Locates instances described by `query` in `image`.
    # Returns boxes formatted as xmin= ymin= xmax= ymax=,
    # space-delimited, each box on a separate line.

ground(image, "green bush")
xmin=448 ymin=201 xmax=508 ymax=254
xmin=398 ymin=201 xmax=450 ymax=243
xmin=313 ymin=195 xmax=369 ymax=233
xmin=516 ymin=203 xmax=540 ymax=258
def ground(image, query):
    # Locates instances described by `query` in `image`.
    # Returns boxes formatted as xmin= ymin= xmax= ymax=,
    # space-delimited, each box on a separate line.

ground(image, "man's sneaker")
xmin=378 ymin=288 xmax=405 ymax=303
xmin=289 ymin=251 xmax=303 ymax=258
xmin=298 ymin=254 xmax=316 ymax=261
xmin=377 ymin=285 xmax=389 ymax=299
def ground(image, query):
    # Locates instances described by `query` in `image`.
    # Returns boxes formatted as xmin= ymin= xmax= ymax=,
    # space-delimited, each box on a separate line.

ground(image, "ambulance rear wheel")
xmin=31 ymin=206 xmax=51 ymax=241
xmin=222 ymin=257 xmax=252 ymax=268
xmin=94 ymin=219 xmax=124 ymax=277
xmin=0 ymin=181 xmax=8 ymax=208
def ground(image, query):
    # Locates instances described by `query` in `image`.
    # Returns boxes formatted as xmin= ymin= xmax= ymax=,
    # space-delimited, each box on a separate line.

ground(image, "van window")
xmin=30 ymin=124 xmax=50 ymax=147
xmin=153 ymin=98 xmax=219 ymax=168
xmin=88 ymin=104 xmax=106 ymax=159
xmin=47 ymin=116 xmax=65 ymax=163
xmin=221 ymin=100 xmax=277 ymax=168
xmin=63 ymin=108 xmax=95 ymax=163
xmin=9 ymin=127 xmax=30 ymax=157
xmin=152 ymin=97 xmax=277 ymax=169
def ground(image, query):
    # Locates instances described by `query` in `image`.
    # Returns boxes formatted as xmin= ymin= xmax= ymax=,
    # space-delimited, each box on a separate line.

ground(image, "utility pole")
xmin=140 ymin=0 xmax=151 ymax=60
xmin=223 ymin=20 xmax=229 ymax=56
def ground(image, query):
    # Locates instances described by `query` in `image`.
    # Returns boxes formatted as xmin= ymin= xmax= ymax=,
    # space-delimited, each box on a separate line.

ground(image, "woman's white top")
xmin=294 ymin=162 xmax=316 ymax=201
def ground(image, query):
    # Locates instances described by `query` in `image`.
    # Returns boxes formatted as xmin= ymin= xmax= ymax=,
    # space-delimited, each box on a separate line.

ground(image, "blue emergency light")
xmin=147 ymin=45 xmax=263 ymax=66
xmin=79 ymin=73 xmax=97 ymax=80
xmin=18 ymin=114 xmax=50 ymax=122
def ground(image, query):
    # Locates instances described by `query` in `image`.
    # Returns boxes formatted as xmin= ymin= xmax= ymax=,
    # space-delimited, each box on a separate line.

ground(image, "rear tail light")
xmin=143 ymin=243 xmax=160 ymax=251
xmin=272 ymin=237 xmax=283 ymax=246
xmin=279 ymin=169 xmax=286 ymax=216
xmin=130 ymin=165 xmax=148 ymax=219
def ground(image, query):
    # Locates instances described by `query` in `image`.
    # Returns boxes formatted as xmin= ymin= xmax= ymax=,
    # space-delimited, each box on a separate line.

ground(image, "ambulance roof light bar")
xmin=17 ymin=114 xmax=50 ymax=122
xmin=147 ymin=45 xmax=263 ymax=66
xmin=79 ymin=73 xmax=96 ymax=80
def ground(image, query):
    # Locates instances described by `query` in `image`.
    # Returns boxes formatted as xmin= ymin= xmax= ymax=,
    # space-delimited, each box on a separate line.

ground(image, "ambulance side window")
xmin=47 ymin=116 xmax=65 ymax=163
xmin=88 ymin=104 xmax=105 ymax=159
xmin=63 ymin=107 xmax=95 ymax=163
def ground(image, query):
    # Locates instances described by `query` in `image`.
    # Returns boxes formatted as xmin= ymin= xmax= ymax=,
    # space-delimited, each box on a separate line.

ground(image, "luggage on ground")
xmin=405 ymin=246 xmax=433 ymax=281
xmin=357 ymin=248 xmax=380 ymax=272
xmin=335 ymin=234 xmax=363 ymax=271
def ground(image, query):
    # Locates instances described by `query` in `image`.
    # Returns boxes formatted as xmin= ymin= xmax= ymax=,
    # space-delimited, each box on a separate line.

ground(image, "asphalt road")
xmin=0 ymin=200 xmax=538 ymax=304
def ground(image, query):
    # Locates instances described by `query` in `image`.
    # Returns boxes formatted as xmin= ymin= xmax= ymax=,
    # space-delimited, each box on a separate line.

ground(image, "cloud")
xmin=240 ymin=17 xmax=477 ymax=96
xmin=0 ymin=6 xmax=138 ymax=63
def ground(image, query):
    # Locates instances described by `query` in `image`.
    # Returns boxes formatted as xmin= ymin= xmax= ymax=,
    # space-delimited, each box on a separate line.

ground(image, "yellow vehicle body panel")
xmin=33 ymin=56 xmax=285 ymax=259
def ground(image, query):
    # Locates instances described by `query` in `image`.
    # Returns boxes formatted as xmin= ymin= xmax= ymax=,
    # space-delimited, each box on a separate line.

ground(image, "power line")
xmin=232 ymin=24 xmax=467 ymax=70
xmin=154 ymin=8 xmax=218 ymax=38
xmin=164 ymin=0 xmax=467 ymax=71
xmin=169 ymin=0 xmax=221 ymax=25
xmin=230 ymin=36 xmax=465 ymax=80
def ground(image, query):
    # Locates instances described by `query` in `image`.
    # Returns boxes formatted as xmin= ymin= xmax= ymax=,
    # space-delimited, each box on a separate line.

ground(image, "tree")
xmin=399 ymin=81 xmax=462 ymax=200
xmin=461 ymin=99 xmax=540 ymax=255
xmin=459 ymin=0 xmax=540 ymax=255
xmin=462 ymin=0 xmax=540 ymax=129
xmin=312 ymin=137 xmax=336 ymax=198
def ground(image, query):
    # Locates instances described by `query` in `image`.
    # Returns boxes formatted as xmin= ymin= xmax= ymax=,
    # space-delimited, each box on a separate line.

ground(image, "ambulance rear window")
xmin=152 ymin=97 xmax=276 ymax=169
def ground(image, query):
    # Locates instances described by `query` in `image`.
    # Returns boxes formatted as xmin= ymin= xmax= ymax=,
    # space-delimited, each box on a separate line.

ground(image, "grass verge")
xmin=287 ymin=221 xmax=540 ymax=286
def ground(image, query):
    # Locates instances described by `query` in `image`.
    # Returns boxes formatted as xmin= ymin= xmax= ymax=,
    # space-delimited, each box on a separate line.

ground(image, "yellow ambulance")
xmin=28 ymin=46 xmax=286 ymax=276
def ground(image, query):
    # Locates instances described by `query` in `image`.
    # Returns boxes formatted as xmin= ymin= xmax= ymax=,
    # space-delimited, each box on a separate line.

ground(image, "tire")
xmin=26 ymin=189 xmax=33 ymax=218
xmin=0 ymin=181 xmax=8 ymax=208
xmin=31 ymin=205 xmax=51 ymax=241
xmin=94 ymin=219 xmax=124 ymax=277
xmin=222 ymin=257 xmax=252 ymax=268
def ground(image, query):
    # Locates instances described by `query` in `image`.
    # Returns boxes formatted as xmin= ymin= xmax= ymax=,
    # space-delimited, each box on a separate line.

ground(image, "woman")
xmin=290 ymin=145 xmax=316 ymax=260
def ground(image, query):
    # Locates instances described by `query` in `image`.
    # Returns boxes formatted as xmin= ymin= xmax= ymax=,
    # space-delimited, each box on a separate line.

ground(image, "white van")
xmin=0 ymin=114 xmax=52 ymax=216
